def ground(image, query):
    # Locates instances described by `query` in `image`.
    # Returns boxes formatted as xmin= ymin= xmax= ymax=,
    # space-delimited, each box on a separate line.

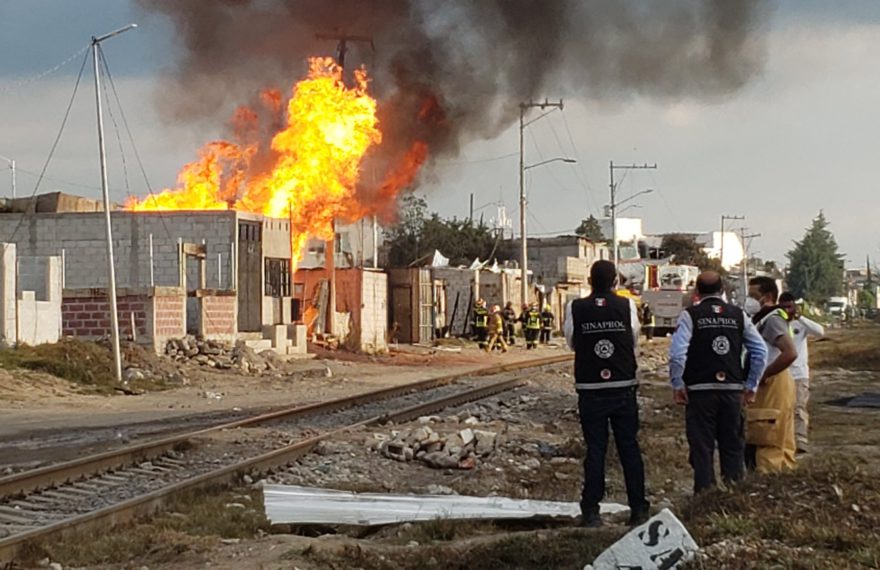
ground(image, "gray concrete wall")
xmin=0 ymin=211 xmax=238 ymax=290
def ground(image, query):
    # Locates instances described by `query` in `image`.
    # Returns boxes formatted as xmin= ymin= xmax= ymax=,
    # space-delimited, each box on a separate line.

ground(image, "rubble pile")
xmin=371 ymin=420 xmax=499 ymax=470
xmin=163 ymin=336 xmax=285 ymax=374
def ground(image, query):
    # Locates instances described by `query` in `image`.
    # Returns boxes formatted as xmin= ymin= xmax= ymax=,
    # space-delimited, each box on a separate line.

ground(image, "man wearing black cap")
xmin=563 ymin=260 xmax=649 ymax=527
xmin=668 ymin=271 xmax=768 ymax=493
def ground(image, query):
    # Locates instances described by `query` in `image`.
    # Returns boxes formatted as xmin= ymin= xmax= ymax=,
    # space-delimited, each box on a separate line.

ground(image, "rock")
xmin=123 ymin=368 xmax=146 ymax=382
xmin=524 ymin=458 xmax=541 ymax=469
xmin=424 ymin=484 xmax=456 ymax=495
xmin=324 ymin=366 xmax=333 ymax=378
xmin=459 ymin=428 xmax=475 ymax=446
xmin=463 ymin=416 xmax=480 ymax=426
xmin=458 ymin=455 xmax=477 ymax=470
xmin=423 ymin=441 xmax=444 ymax=454
xmin=553 ymin=472 xmax=572 ymax=481
xmin=220 ymin=538 xmax=241 ymax=545
xmin=243 ymin=474 xmax=254 ymax=485
xmin=49 ymin=563 xmax=63 ymax=570
xmin=382 ymin=441 xmax=411 ymax=462
xmin=194 ymin=354 xmax=210 ymax=365
xmin=225 ymin=503 xmax=247 ymax=509
xmin=411 ymin=426 xmax=433 ymax=445
xmin=422 ymin=451 xmax=461 ymax=469
xmin=37 ymin=559 xmax=50 ymax=569
xmin=473 ymin=430 xmax=497 ymax=456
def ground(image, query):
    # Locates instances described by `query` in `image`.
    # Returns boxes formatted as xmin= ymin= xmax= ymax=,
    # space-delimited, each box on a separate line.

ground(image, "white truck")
xmin=641 ymin=264 xmax=699 ymax=334
xmin=827 ymin=296 xmax=849 ymax=319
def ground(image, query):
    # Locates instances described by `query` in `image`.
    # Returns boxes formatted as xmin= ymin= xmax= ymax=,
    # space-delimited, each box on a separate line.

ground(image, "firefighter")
xmin=486 ymin=305 xmax=508 ymax=353
xmin=540 ymin=304 xmax=555 ymax=344
xmin=502 ymin=302 xmax=518 ymax=345
xmin=472 ymin=298 xmax=489 ymax=350
xmin=524 ymin=303 xmax=541 ymax=349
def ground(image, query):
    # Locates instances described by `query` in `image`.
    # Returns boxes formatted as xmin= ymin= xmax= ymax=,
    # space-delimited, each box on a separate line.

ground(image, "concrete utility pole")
xmin=92 ymin=23 xmax=137 ymax=384
xmin=740 ymin=228 xmax=761 ymax=306
xmin=0 ymin=156 xmax=14 ymax=199
xmin=609 ymin=161 xmax=657 ymax=276
xmin=316 ymin=32 xmax=374 ymax=336
xmin=720 ymin=214 xmax=745 ymax=269
xmin=519 ymin=99 xmax=566 ymax=306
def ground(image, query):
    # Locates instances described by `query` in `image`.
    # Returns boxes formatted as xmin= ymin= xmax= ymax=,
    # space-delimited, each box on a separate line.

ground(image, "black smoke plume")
xmin=139 ymin=0 xmax=768 ymax=189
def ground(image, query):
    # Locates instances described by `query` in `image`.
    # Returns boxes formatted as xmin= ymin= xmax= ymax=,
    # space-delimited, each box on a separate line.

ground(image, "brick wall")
xmin=154 ymin=293 xmax=185 ymax=340
xmin=200 ymin=293 xmax=237 ymax=341
xmin=62 ymin=294 xmax=149 ymax=339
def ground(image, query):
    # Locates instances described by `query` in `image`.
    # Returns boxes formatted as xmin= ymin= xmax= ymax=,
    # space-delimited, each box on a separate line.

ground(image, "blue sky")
xmin=1 ymin=1 xmax=879 ymax=267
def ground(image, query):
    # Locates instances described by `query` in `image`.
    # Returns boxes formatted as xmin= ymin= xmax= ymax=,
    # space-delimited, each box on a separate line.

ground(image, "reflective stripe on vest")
xmin=687 ymin=382 xmax=745 ymax=392
xmin=575 ymin=379 xmax=638 ymax=390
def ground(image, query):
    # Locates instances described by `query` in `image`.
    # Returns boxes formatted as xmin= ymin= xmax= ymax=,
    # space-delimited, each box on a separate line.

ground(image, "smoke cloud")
xmin=139 ymin=0 xmax=768 ymax=177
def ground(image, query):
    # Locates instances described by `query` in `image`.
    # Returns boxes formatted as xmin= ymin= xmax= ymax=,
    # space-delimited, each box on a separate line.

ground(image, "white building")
xmin=699 ymin=231 xmax=745 ymax=270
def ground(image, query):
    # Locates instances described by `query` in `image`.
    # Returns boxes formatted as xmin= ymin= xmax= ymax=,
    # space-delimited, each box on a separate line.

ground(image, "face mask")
xmin=744 ymin=297 xmax=762 ymax=316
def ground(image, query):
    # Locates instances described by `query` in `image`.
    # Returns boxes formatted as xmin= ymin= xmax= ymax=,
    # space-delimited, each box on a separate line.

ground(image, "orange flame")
xmin=126 ymin=56 xmax=424 ymax=266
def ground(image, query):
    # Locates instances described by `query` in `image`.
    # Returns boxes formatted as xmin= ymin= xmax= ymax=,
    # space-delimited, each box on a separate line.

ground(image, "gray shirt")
xmin=758 ymin=311 xmax=790 ymax=364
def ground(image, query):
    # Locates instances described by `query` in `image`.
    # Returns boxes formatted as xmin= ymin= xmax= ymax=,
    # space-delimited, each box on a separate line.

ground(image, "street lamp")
xmin=609 ymin=161 xmax=657 ymax=275
xmin=0 ymin=155 xmax=15 ymax=199
xmin=92 ymin=23 xmax=138 ymax=384
xmin=520 ymin=155 xmax=576 ymax=305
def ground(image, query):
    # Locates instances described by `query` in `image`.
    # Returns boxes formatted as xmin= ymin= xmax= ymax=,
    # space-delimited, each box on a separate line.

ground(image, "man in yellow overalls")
xmin=745 ymin=276 xmax=798 ymax=473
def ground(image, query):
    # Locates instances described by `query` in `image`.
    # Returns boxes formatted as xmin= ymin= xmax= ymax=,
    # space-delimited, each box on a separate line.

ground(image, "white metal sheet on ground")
xmin=584 ymin=508 xmax=699 ymax=570
xmin=263 ymin=484 xmax=629 ymax=526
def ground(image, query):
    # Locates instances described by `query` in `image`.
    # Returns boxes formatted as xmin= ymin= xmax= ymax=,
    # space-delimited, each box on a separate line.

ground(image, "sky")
xmin=1 ymin=1 xmax=879 ymax=268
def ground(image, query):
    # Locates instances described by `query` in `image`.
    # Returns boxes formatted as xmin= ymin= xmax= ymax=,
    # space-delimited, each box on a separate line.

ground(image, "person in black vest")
xmin=502 ymin=302 xmax=518 ymax=345
xmin=472 ymin=299 xmax=489 ymax=350
xmin=668 ymin=271 xmax=768 ymax=493
xmin=563 ymin=260 xmax=649 ymax=527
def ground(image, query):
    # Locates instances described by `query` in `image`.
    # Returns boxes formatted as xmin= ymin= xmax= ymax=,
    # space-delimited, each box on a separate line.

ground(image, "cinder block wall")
xmin=0 ymin=212 xmax=237 ymax=290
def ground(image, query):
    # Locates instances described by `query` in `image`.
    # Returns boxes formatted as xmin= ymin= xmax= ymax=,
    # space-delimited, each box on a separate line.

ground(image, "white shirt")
xmin=788 ymin=316 xmax=825 ymax=380
xmin=563 ymin=296 xmax=640 ymax=351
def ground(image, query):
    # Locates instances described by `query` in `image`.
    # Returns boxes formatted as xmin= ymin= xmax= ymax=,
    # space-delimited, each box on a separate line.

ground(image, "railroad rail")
xmin=0 ymin=354 xmax=571 ymax=564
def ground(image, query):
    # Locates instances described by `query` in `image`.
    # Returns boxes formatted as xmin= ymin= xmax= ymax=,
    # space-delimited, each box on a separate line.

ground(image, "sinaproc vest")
xmin=682 ymin=297 xmax=745 ymax=390
xmin=571 ymin=292 xmax=637 ymax=390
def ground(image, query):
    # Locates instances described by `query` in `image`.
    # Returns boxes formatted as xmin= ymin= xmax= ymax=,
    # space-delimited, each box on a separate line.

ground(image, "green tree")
xmin=385 ymin=195 xmax=498 ymax=267
xmin=858 ymin=288 xmax=876 ymax=310
xmin=575 ymin=215 xmax=606 ymax=241
xmin=786 ymin=212 xmax=845 ymax=304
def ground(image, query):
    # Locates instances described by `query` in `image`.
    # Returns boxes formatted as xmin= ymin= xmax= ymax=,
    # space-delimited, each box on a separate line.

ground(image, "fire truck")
xmin=640 ymin=263 xmax=699 ymax=334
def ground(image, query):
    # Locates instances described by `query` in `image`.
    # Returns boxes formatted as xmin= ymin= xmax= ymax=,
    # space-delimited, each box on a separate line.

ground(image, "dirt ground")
xmin=14 ymin=327 xmax=880 ymax=569
xmin=0 ymin=341 xmax=567 ymax=471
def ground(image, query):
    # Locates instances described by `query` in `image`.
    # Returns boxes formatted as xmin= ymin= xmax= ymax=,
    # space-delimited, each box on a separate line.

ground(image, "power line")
xmin=0 ymin=45 xmax=90 ymax=95
xmin=559 ymin=109 xmax=598 ymax=215
xmin=6 ymin=47 xmax=91 ymax=244
xmin=438 ymin=152 xmax=518 ymax=165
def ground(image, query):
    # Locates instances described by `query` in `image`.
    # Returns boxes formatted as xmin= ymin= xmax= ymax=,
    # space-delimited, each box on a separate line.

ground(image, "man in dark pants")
xmin=472 ymin=298 xmax=489 ymax=350
xmin=502 ymin=302 xmax=518 ymax=345
xmin=540 ymin=304 xmax=555 ymax=344
xmin=668 ymin=271 xmax=768 ymax=493
xmin=563 ymin=260 xmax=649 ymax=527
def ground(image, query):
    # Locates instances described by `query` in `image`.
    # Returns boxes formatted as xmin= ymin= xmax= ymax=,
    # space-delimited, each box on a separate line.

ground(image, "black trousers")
xmin=577 ymin=388 xmax=649 ymax=516
xmin=504 ymin=323 xmax=516 ymax=344
xmin=474 ymin=327 xmax=488 ymax=347
xmin=540 ymin=329 xmax=551 ymax=343
xmin=524 ymin=328 xmax=539 ymax=348
xmin=686 ymin=390 xmax=745 ymax=493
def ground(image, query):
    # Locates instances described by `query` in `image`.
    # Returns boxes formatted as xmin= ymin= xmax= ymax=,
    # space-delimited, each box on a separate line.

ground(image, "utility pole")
xmin=92 ymin=24 xmax=137 ymax=384
xmin=740 ymin=228 xmax=761 ymax=306
xmin=609 ymin=161 xmax=657 ymax=276
xmin=720 ymin=214 xmax=745 ymax=269
xmin=519 ymin=99 xmax=564 ymax=306
xmin=316 ymin=32 xmax=374 ymax=336
xmin=0 ymin=156 xmax=15 ymax=199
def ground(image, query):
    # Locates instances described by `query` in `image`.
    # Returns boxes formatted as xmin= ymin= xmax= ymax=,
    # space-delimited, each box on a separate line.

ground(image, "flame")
xmin=127 ymin=56 xmax=425 ymax=266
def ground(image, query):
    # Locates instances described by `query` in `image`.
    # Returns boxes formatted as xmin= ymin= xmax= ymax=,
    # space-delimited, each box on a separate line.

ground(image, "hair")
xmin=749 ymin=276 xmax=779 ymax=302
xmin=696 ymin=271 xmax=723 ymax=296
xmin=778 ymin=292 xmax=796 ymax=304
xmin=590 ymin=260 xmax=617 ymax=291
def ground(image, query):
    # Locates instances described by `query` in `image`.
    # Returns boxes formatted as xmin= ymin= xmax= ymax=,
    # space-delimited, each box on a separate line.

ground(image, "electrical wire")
xmin=0 ymin=45 xmax=90 ymax=95
xmin=559 ymin=109 xmax=599 ymax=215
xmin=6 ymin=47 xmax=90 ymax=244
xmin=437 ymin=152 xmax=518 ymax=165
xmin=97 ymin=45 xmax=132 ymax=200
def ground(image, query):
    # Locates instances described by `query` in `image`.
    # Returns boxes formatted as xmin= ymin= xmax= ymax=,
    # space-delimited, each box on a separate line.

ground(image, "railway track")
xmin=0 ymin=354 xmax=571 ymax=564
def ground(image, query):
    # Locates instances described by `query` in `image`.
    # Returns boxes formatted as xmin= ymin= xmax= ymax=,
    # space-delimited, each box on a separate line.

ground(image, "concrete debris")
xmin=263 ymin=484 xmax=628 ymax=526
xmin=164 ymin=336 xmax=284 ymax=374
xmin=372 ymin=424 xmax=499 ymax=470
xmin=584 ymin=509 xmax=698 ymax=570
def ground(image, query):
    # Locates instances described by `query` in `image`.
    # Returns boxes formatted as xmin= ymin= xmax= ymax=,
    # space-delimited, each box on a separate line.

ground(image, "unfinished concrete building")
xmin=0 ymin=202 xmax=310 ymax=353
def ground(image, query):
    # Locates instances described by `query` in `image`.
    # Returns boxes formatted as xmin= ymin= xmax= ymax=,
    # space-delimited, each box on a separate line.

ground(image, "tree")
xmin=575 ymin=215 xmax=606 ymax=241
xmin=385 ymin=195 xmax=498 ymax=267
xmin=858 ymin=288 xmax=876 ymax=310
xmin=786 ymin=212 xmax=845 ymax=304
xmin=659 ymin=233 xmax=719 ymax=272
